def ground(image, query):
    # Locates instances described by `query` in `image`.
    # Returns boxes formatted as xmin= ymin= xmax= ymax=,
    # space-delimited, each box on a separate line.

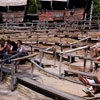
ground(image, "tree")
xmin=28 ymin=0 xmax=41 ymax=13
xmin=93 ymin=0 xmax=100 ymax=16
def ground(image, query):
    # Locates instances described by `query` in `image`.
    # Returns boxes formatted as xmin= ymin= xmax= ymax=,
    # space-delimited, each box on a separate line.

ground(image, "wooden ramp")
xmin=17 ymin=76 xmax=86 ymax=100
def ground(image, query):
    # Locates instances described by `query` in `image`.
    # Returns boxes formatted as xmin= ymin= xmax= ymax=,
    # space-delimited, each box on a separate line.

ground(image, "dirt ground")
xmin=0 ymin=29 xmax=100 ymax=100
xmin=0 ymin=82 xmax=28 ymax=100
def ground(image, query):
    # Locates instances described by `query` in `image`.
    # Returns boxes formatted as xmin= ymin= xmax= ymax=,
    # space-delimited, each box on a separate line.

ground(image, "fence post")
xmin=59 ymin=54 xmax=63 ymax=75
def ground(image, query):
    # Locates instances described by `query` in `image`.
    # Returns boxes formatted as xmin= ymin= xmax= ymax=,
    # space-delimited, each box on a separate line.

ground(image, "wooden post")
xmin=83 ymin=33 xmax=89 ymax=71
xmin=53 ymin=49 xmax=56 ymax=67
xmin=15 ymin=62 xmax=18 ymax=73
xmin=30 ymin=28 xmax=33 ymax=47
xmin=11 ymin=62 xmax=15 ymax=91
xmin=90 ymin=49 xmax=93 ymax=72
xmin=36 ymin=34 xmax=39 ymax=46
xmin=40 ymin=51 xmax=43 ymax=67
xmin=31 ymin=63 xmax=34 ymax=79
xmin=83 ymin=48 xmax=88 ymax=72
xmin=59 ymin=29 xmax=63 ymax=51
xmin=59 ymin=54 xmax=63 ymax=75
xmin=70 ymin=45 xmax=72 ymax=63
xmin=0 ymin=63 xmax=3 ymax=81
xmin=46 ymin=31 xmax=49 ymax=44
xmin=23 ymin=0 xmax=29 ymax=22
xmin=30 ymin=44 xmax=33 ymax=54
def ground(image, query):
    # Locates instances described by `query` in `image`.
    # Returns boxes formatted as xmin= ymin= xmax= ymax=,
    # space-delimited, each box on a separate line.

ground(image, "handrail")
xmin=64 ymin=69 xmax=95 ymax=78
xmin=0 ymin=53 xmax=18 ymax=64
xmin=11 ymin=54 xmax=36 ymax=62
xmin=70 ymin=37 xmax=90 ymax=45
xmin=29 ymin=59 xmax=100 ymax=87
xmin=59 ymin=46 xmax=88 ymax=54
xmin=30 ymin=45 xmax=56 ymax=51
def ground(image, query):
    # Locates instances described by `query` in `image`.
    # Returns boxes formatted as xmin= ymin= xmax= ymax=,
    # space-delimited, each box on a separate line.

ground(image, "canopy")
xmin=40 ymin=0 xmax=68 ymax=2
xmin=0 ymin=0 xmax=27 ymax=6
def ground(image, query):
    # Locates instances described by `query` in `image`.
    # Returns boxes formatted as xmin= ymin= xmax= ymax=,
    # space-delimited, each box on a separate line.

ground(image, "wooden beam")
xmin=60 ymin=46 xmax=88 ymax=54
xmin=64 ymin=69 xmax=96 ymax=78
xmin=70 ymin=37 xmax=90 ymax=45
xmin=65 ymin=53 xmax=94 ymax=61
xmin=11 ymin=54 xmax=36 ymax=62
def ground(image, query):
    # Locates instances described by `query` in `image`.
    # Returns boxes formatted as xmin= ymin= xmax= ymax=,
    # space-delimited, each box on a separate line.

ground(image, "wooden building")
xmin=38 ymin=0 xmax=92 ymax=21
xmin=0 ymin=0 xmax=27 ymax=23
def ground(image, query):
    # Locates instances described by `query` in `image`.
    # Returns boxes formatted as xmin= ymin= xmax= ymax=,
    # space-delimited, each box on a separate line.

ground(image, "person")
xmin=11 ymin=41 xmax=17 ymax=54
xmin=17 ymin=40 xmax=28 ymax=56
xmin=17 ymin=40 xmax=28 ymax=64
xmin=78 ymin=68 xmax=100 ymax=97
xmin=0 ymin=39 xmax=7 ymax=58
xmin=3 ymin=40 xmax=14 ymax=61
xmin=92 ymin=32 xmax=100 ymax=57
xmin=5 ymin=40 xmax=13 ymax=54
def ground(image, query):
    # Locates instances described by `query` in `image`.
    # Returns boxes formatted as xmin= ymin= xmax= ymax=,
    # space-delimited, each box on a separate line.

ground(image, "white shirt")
xmin=18 ymin=45 xmax=27 ymax=53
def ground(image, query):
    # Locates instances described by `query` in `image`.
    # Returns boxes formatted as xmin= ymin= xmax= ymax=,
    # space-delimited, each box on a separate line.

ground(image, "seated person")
xmin=17 ymin=40 xmax=28 ymax=56
xmin=0 ymin=39 xmax=6 ymax=58
xmin=4 ymin=40 xmax=14 ymax=60
xmin=78 ymin=68 xmax=100 ymax=97
xmin=6 ymin=40 xmax=13 ymax=54
xmin=17 ymin=40 xmax=28 ymax=64
xmin=10 ymin=41 xmax=17 ymax=54
xmin=92 ymin=32 xmax=100 ymax=57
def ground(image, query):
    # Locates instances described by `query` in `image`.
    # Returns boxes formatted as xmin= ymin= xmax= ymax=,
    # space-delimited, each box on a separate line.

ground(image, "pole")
xmin=67 ymin=0 xmax=69 ymax=9
xmin=23 ymin=0 xmax=30 ymax=22
xmin=7 ymin=6 xmax=9 ymax=23
xmin=51 ymin=0 xmax=53 ymax=10
xmin=89 ymin=0 xmax=94 ymax=29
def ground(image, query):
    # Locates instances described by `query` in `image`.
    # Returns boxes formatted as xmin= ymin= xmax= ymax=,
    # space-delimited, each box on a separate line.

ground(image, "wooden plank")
xmin=17 ymin=77 xmax=86 ymax=100
xmin=64 ymin=69 xmax=95 ymax=78
xmin=60 ymin=46 xmax=88 ymax=54
xmin=94 ymin=61 xmax=100 ymax=64
xmin=11 ymin=54 xmax=36 ymax=62
xmin=65 ymin=53 xmax=94 ymax=61
xmin=0 ymin=67 xmax=11 ymax=74
xmin=70 ymin=37 xmax=90 ymax=45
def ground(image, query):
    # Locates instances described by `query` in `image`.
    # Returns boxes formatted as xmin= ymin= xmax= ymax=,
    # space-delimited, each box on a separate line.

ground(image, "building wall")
xmin=2 ymin=11 xmax=25 ymax=23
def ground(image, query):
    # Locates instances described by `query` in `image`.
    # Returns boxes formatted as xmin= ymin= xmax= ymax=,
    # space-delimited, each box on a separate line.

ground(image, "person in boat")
xmin=78 ymin=67 xmax=100 ymax=97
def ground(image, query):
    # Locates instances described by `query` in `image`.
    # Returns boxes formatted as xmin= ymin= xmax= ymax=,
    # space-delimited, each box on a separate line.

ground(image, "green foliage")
xmin=27 ymin=0 xmax=100 ymax=16
xmin=93 ymin=0 xmax=100 ymax=16
xmin=28 ymin=0 xmax=41 ymax=13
